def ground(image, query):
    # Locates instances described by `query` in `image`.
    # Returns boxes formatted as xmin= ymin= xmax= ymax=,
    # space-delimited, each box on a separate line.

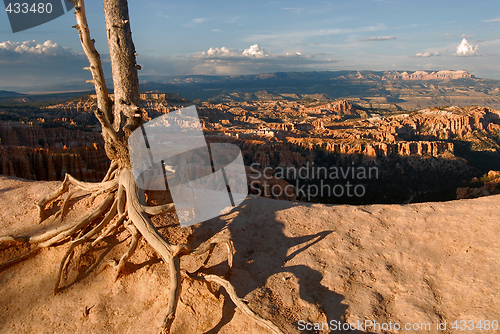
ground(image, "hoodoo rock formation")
xmin=300 ymin=99 xmax=360 ymax=119
xmin=283 ymin=139 xmax=455 ymax=158
xmin=3 ymin=90 xmax=500 ymax=203
xmin=0 ymin=122 xmax=108 ymax=181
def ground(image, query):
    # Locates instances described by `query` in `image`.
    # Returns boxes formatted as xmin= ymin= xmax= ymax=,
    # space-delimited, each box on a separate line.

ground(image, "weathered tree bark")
xmin=102 ymin=0 xmax=142 ymax=167
xmin=74 ymin=0 xmax=140 ymax=167
xmin=0 ymin=1 xmax=284 ymax=333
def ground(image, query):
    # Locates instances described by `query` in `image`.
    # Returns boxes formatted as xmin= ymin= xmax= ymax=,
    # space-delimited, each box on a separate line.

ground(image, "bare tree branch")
xmin=69 ymin=0 xmax=117 ymax=142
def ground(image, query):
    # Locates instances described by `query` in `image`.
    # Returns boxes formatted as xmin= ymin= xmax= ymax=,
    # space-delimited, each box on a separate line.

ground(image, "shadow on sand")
xmin=190 ymin=197 xmax=372 ymax=334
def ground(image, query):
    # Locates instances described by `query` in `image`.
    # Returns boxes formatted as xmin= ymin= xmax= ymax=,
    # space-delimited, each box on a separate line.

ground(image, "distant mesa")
xmin=0 ymin=90 xmax=26 ymax=98
xmin=381 ymin=70 xmax=474 ymax=81
xmin=2 ymin=69 xmax=498 ymax=111
xmin=132 ymin=69 xmax=497 ymax=109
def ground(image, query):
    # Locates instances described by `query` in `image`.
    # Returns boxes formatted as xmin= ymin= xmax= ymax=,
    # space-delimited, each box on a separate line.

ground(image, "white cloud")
xmin=360 ymin=36 xmax=396 ymax=42
xmin=196 ymin=44 xmax=272 ymax=58
xmin=461 ymin=34 xmax=476 ymax=38
xmin=415 ymin=52 xmax=430 ymax=57
xmin=0 ymin=40 xmax=92 ymax=88
xmin=415 ymin=51 xmax=440 ymax=57
xmin=445 ymin=33 xmax=455 ymax=37
xmin=455 ymin=38 xmax=479 ymax=56
xmin=196 ymin=47 xmax=240 ymax=58
xmin=482 ymin=18 xmax=500 ymax=22
xmin=184 ymin=44 xmax=336 ymax=76
xmin=192 ymin=17 xmax=208 ymax=24
xmin=0 ymin=40 xmax=72 ymax=57
xmin=242 ymin=44 xmax=271 ymax=58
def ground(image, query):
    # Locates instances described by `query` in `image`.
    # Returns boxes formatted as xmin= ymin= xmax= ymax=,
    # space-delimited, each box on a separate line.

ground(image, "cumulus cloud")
xmin=196 ymin=44 xmax=272 ymax=58
xmin=0 ymin=40 xmax=72 ymax=57
xmin=242 ymin=44 xmax=271 ymax=58
xmin=455 ymin=38 xmax=479 ymax=56
xmin=415 ymin=51 xmax=440 ymax=57
xmin=0 ymin=40 xmax=97 ymax=88
xmin=198 ymin=46 xmax=240 ymax=58
xmin=360 ymin=36 xmax=396 ymax=42
xmin=184 ymin=44 xmax=337 ymax=76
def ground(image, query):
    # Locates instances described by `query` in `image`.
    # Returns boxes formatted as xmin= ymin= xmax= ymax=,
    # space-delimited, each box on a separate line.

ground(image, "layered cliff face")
xmin=382 ymin=70 xmax=474 ymax=81
xmin=0 ymin=122 xmax=108 ymax=181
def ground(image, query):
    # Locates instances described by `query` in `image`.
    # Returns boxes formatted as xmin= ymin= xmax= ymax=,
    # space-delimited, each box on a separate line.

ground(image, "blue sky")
xmin=0 ymin=0 xmax=499 ymax=89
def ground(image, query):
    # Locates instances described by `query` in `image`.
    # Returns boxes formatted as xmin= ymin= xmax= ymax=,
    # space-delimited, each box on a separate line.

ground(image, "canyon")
xmin=2 ymin=91 xmax=499 ymax=204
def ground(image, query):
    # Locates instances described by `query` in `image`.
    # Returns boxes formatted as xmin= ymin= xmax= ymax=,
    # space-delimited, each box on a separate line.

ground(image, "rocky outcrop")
xmin=267 ymin=123 xmax=295 ymax=131
xmin=457 ymin=170 xmax=500 ymax=199
xmin=300 ymin=100 xmax=360 ymax=119
xmin=311 ymin=119 xmax=325 ymax=130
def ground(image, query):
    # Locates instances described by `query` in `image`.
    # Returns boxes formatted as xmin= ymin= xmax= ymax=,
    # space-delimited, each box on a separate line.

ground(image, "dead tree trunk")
xmin=0 ymin=1 xmax=283 ymax=333
xmin=74 ymin=0 xmax=140 ymax=167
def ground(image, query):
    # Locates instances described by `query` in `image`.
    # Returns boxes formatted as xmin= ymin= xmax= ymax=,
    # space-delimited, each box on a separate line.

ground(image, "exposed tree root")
xmin=0 ymin=246 xmax=41 ymax=272
xmin=0 ymin=235 xmax=29 ymax=247
xmin=111 ymin=223 xmax=139 ymax=281
xmin=55 ymin=197 xmax=118 ymax=292
xmin=0 ymin=0 xmax=279 ymax=332
xmin=0 ymin=169 xmax=282 ymax=333
xmin=185 ymin=272 xmax=285 ymax=334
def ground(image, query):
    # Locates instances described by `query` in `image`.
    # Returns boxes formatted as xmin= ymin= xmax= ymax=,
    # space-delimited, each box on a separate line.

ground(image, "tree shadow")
xmin=0 ymin=186 xmax=15 ymax=194
xmin=57 ymin=231 xmax=126 ymax=292
xmin=191 ymin=197 xmax=373 ymax=333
